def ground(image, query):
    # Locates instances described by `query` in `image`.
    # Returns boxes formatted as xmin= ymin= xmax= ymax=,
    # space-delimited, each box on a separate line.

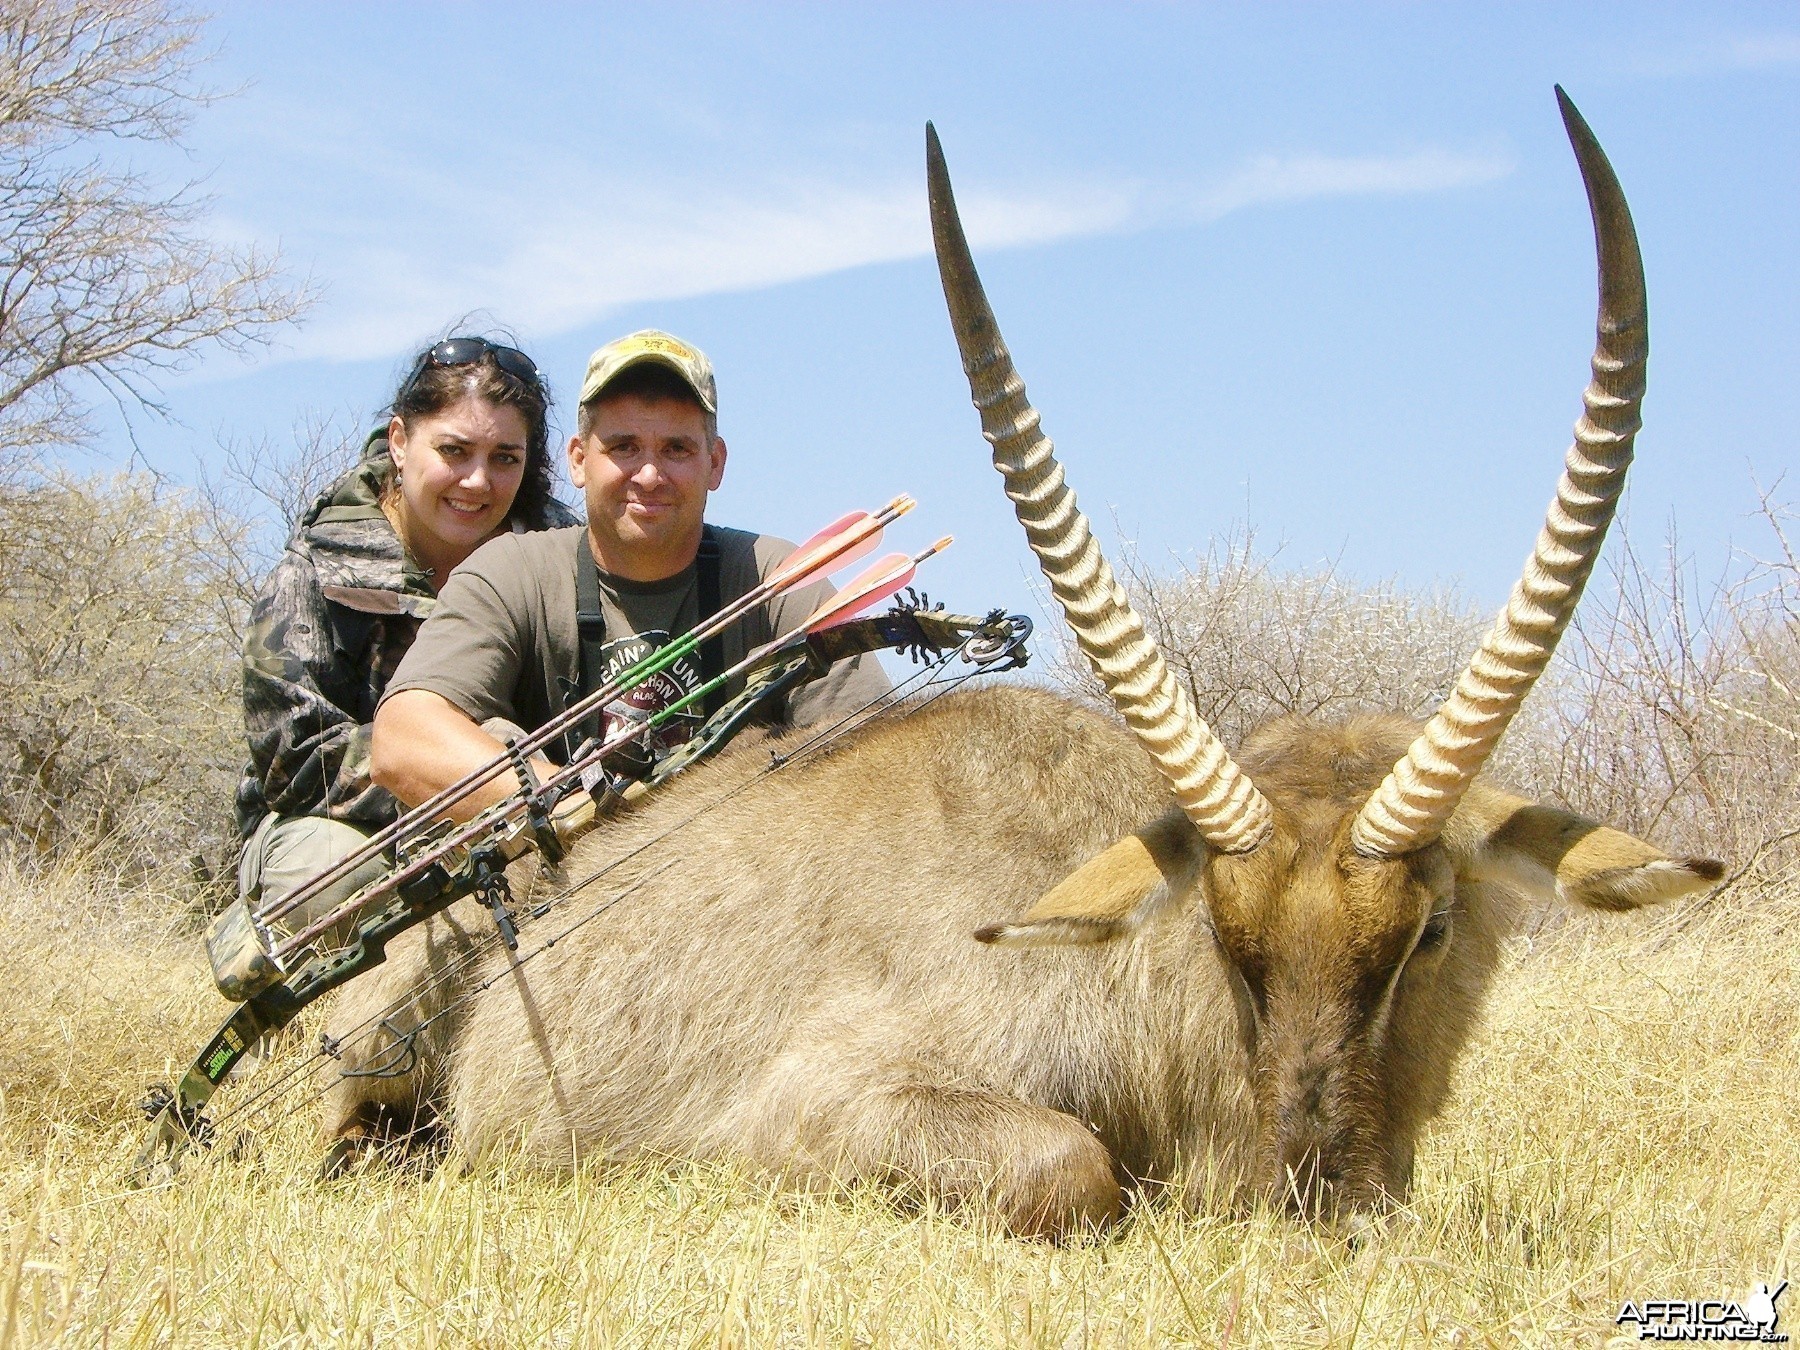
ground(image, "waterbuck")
xmin=324 ymin=92 xmax=1721 ymax=1236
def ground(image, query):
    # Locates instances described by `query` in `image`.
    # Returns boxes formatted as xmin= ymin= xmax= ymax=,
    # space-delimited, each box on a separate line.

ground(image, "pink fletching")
xmin=805 ymin=553 xmax=916 ymax=632
xmin=768 ymin=512 xmax=886 ymax=589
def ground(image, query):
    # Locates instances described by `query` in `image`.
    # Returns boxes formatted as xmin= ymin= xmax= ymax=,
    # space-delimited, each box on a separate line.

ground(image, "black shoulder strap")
xmin=571 ymin=535 xmax=607 ymax=750
xmin=696 ymin=526 xmax=725 ymax=720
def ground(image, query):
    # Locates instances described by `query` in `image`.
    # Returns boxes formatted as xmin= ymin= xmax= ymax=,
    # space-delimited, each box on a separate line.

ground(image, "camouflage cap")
xmin=578 ymin=330 xmax=717 ymax=413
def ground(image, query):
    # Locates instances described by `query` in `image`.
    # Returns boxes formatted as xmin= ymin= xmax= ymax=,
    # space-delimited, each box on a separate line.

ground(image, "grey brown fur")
xmin=323 ymin=692 xmax=1714 ymax=1235
xmin=329 ymin=690 xmax=1216 ymax=1233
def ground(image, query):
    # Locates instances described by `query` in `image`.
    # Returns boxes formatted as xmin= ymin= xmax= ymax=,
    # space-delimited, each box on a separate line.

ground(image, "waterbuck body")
xmin=325 ymin=93 xmax=1723 ymax=1236
xmin=327 ymin=692 xmax=1709 ymax=1235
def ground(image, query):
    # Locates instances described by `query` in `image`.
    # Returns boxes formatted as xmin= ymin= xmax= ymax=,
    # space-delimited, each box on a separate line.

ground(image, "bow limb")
xmin=135 ymin=991 xmax=291 ymax=1180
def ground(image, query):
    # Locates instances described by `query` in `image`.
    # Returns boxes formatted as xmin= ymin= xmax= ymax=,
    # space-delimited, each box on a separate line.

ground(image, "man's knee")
xmin=241 ymin=814 xmax=386 ymax=933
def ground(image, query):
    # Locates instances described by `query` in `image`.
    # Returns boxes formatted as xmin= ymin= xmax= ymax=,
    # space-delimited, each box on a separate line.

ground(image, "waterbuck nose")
xmin=1274 ymin=1062 xmax=1342 ymax=1216
xmin=1298 ymin=1065 xmax=1326 ymax=1124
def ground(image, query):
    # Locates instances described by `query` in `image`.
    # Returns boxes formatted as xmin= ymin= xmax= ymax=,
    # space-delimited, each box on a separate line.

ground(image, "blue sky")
xmin=89 ymin=3 xmax=1799 ymax=627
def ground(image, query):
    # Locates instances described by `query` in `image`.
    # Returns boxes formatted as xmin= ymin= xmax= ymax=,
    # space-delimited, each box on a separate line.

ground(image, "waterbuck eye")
xmin=1418 ymin=908 xmax=1452 ymax=949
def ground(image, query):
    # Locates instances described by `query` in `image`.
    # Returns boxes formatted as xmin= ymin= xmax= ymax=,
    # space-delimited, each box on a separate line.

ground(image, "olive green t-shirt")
xmin=382 ymin=525 xmax=891 ymax=760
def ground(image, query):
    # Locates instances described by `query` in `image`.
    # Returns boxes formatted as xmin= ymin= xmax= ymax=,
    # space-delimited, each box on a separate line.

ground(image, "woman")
xmin=222 ymin=338 xmax=579 ymax=981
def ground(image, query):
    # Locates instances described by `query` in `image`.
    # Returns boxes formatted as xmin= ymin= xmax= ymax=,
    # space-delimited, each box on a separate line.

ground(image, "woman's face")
xmin=388 ymin=396 xmax=531 ymax=570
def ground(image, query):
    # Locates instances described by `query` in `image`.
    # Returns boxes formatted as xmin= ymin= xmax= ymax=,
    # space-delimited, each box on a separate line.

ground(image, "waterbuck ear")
xmin=975 ymin=811 xmax=1203 ymax=947
xmin=1455 ymin=789 xmax=1724 ymax=912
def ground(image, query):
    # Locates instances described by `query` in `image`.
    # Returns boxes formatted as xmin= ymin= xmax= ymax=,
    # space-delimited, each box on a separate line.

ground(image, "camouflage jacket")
xmin=234 ymin=434 xmax=580 ymax=840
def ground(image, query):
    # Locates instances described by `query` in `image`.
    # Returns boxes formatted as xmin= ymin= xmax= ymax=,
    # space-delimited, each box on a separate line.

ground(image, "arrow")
xmin=261 ymin=496 xmax=915 ymax=936
xmin=267 ymin=496 xmax=912 ymax=941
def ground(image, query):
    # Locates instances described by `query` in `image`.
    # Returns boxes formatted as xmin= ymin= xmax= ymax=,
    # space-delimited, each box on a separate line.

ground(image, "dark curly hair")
xmin=387 ymin=338 xmax=559 ymax=528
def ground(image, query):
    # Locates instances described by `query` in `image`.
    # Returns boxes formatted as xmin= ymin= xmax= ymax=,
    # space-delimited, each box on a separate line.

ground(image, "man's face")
xmin=567 ymin=392 xmax=727 ymax=581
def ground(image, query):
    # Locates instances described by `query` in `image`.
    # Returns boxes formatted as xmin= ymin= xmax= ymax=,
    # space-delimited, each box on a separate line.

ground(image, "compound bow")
xmin=135 ymin=511 xmax=1029 ymax=1180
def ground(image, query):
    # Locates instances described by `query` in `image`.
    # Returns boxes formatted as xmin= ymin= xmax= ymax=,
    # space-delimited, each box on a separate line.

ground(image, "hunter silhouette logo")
xmin=1616 ymin=1280 xmax=1788 ymax=1342
xmin=598 ymin=633 xmax=703 ymax=749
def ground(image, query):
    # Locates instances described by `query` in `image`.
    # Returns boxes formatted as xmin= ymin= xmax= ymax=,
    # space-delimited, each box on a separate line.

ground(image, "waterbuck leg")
xmin=734 ymin=1049 xmax=1123 ymax=1240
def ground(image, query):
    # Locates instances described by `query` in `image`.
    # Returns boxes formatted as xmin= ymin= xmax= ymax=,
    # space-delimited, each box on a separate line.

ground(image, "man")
xmin=371 ymin=330 xmax=891 ymax=817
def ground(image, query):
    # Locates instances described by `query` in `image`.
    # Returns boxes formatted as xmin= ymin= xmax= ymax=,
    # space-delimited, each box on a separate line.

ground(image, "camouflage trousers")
xmin=206 ymin=814 xmax=388 ymax=1001
xmin=216 ymin=718 xmax=528 ymax=1001
xmin=237 ymin=813 xmax=390 ymax=945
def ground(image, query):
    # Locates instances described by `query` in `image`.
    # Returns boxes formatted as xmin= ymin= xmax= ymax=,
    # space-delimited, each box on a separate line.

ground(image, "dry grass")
xmin=1 ymin=863 xmax=1793 ymax=1348
xmin=4 ymin=499 xmax=1796 ymax=1345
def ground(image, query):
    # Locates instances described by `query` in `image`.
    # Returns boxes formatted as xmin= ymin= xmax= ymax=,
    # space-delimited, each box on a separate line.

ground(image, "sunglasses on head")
xmin=399 ymin=337 xmax=542 ymax=402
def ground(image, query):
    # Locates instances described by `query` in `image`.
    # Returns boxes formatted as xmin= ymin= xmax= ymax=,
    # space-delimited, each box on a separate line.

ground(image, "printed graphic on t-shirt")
xmin=597 ymin=632 xmax=703 ymax=761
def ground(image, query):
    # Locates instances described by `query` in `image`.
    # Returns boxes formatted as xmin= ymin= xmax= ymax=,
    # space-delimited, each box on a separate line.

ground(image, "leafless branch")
xmin=0 ymin=0 xmax=310 ymax=460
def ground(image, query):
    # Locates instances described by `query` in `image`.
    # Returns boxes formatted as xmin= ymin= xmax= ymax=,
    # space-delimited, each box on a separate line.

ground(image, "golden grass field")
xmin=1 ymin=864 xmax=1794 ymax=1348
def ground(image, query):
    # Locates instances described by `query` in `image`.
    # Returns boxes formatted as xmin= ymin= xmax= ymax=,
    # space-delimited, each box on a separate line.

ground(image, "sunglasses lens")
xmin=433 ymin=338 xmax=539 ymax=387
xmin=399 ymin=337 xmax=542 ymax=406
xmin=488 ymin=345 xmax=541 ymax=388
xmin=430 ymin=337 xmax=492 ymax=366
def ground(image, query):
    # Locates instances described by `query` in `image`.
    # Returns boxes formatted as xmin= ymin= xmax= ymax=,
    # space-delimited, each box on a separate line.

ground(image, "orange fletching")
xmin=768 ymin=512 xmax=884 ymax=589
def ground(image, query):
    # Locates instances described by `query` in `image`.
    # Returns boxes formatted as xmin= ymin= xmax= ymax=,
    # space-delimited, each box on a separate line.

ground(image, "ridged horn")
xmin=926 ymin=123 xmax=1272 ymax=854
xmin=1351 ymin=88 xmax=1647 ymax=856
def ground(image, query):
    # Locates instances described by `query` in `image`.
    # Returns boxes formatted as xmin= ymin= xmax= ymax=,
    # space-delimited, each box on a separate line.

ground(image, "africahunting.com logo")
xmin=1616 ymin=1281 xmax=1788 ymax=1342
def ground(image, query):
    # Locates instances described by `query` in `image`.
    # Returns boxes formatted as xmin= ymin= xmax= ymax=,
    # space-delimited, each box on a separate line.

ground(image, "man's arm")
xmin=370 ymin=536 xmax=563 ymax=821
xmin=370 ymin=689 xmax=523 ymax=821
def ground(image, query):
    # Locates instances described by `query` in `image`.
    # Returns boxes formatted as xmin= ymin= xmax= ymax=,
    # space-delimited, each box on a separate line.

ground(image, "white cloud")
xmin=1181 ymin=149 xmax=1513 ymax=222
xmin=1726 ymin=32 xmax=1800 ymax=67
xmin=259 ymin=146 xmax=1511 ymax=367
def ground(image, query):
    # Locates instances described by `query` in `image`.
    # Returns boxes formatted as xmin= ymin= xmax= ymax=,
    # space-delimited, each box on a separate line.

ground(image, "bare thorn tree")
xmin=199 ymin=411 xmax=364 ymax=621
xmin=1056 ymin=505 xmax=1800 ymax=911
xmin=1044 ymin=526 xmax=1491 ymax=752
xmin=0 ymin=0 xmax=311 ymax=459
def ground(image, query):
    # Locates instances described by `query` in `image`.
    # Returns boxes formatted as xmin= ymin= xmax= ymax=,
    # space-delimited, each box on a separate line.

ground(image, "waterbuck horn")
xmin=927 ymin=123 xmax=1273 ymax=854
xmin=1351 ymin=88 xmax=1647 ymax=856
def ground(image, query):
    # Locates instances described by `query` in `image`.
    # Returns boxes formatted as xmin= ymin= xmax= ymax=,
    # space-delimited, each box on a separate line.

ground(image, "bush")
xmin=0 ymin=472 xmax=246 ymax=885
xmin=1042 ymin=529 xmax=1492 ymax=750
xmin=1517 ymin=501 xmax=1800 ymax=894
